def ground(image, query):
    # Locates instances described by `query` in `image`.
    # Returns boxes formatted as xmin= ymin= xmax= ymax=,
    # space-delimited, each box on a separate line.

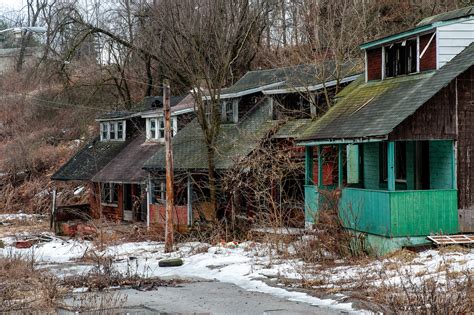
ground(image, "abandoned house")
xmin=298 ymin=7 xmax=474 ymax=254
xmin=51 ymin=94 xmax=196 ymax=224
xmin=143 ymin=63 xmax=360 ymax=228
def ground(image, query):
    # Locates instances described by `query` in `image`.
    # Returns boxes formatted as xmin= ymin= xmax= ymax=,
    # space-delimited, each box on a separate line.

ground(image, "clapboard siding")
xmin=437 ymin=19 xmax=474 ymax=68
xmin=429 ymin=141 xmax=453 ymax=189
xmin=366 ymin=48 xmax=382 ymax=81
xmin=362 ymin=143 xmax=379 ymax=189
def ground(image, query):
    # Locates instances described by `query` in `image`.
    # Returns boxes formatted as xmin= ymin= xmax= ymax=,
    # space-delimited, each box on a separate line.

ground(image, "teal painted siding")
xmin=362 ymin=143 xmax=379 ymax=189
xmin=347 ymin=144 xmax=360 ymax=184
xmin=340 ymin=188 xmax=458 ymax=237
xmin=390 ymin=190 xmax=458 ymax=236
xmin=430 ymin=141 xmax=453 ymax=189
xmin=340 ymin=188 xmax=391 ymax=235
xmin=304 ymin=185 xmax=318 ymax=223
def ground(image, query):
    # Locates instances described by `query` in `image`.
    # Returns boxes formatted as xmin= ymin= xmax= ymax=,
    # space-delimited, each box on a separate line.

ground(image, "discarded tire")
xmin=159 ymin=258 xmax=184 ymax=267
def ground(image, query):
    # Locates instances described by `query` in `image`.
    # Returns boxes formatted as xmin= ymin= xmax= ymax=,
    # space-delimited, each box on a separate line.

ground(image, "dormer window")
xmin=221 ymin=99 xmax=238 ymax=123
xmin=100 ymin=120 xmax=126 ymax=141
xmin=146 ymin=117 xmax=177 ymax=141
xmin=384 ymin=39 xmax=418 ymax=78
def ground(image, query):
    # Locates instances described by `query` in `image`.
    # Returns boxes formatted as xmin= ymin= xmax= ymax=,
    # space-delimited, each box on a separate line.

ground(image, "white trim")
xmin=262 ymin=75 xmax=360 ymax=95
xmin=364 ymin=50 xmax=368 ymax=82
xmin=381 ymin=46 xmax=386 ymax=80
xmin=100 ymin=120 xmax=126 ymax=142
xmin=416 ymin=36 xmax=420 ymax=72
xmin=436 ymin=28 xmax=440 ymax=69
xmin=141 ymin=107 xmax=195 ymax=118
xmin=146 ymin=117 xmax=177 ymax=141
xmin=203 ymin=81 xmax=286 ymax=100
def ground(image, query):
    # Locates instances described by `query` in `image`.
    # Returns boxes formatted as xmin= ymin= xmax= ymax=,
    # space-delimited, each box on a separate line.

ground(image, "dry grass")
xmin=0 ymin=252 xmax=67 ymax=312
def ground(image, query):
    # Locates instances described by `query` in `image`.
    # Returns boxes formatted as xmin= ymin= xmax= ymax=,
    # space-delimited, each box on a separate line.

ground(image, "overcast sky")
xmin=0 ymin=0 xmax=25 ymax=13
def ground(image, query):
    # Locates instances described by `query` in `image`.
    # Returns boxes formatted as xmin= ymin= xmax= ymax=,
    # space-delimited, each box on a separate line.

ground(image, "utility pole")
xmin=163 ymin=79 xmax=174 ymax=253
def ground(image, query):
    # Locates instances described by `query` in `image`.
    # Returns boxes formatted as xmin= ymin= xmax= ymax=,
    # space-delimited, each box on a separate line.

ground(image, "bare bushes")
xmin=375 ymin=269 xmax=473 ymax=314
xmin=0 ymin=252 xmax=66 ymax=312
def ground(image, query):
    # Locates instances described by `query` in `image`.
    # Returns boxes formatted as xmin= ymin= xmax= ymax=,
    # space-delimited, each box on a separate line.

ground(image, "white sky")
xmin=0 ymin=0 xmax=24 ymax=11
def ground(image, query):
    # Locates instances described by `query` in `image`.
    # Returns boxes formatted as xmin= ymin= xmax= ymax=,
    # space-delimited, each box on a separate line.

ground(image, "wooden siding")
xmin=429 ymin=141 xmax=454 ymax=189
xmin=437 ymin=19 xmax=474 ymax=68
xmin=457 ymin=67 xmax=474 ymax=211
xmin=366 ymin=48 xmax=382 ymax=81
xmin=389 ymin=79 xmax=457 ymax=141
xmin=340 ymin=188 xmax=391 ymax=236
xmin=362 ymin=143 xmax=379 ymax=189
xmin=419 ymin=32 xmax=437 ymax=71
xmin=90 ymin=182 xmax=124 ymax=221
xmin=304 ymin=185 xmax=318 ymax=223
xmin=340 ymin=188 xmax=458 ymax=237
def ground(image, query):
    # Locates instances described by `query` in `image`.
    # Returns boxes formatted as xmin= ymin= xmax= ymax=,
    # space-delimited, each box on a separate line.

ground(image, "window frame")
xmin=151 ymin=180 xmax=166 ymax=204
xmin=100 ymin=182 xmax=119 ymax=206
xmin=383 ymin=37 xmax=418 ymax=79
xmin=100 ymin=120 xmax=126 ymax=142
xmin=146 ymin=116 xmax=177 ymax=141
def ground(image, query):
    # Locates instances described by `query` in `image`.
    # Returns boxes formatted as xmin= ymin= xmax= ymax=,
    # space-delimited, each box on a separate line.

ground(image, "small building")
xmin=51 ymin=95 xmax=195 ymax=223
xmin=143 ymin=63 xmax=360 ymax=226
xmin=298 ymin=7 xmax=474 ymax=254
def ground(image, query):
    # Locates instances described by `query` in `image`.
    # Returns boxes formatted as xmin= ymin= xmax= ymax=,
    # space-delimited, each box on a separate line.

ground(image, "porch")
xmin=304 ymin=139 xmax=459 ymax=238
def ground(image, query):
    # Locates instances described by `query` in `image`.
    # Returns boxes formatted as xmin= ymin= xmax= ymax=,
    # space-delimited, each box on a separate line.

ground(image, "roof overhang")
xmin=262 ymin=74 xmax=361 ymax=95
xmin=140 ymin=107 xmax=195 ymax=118
xmin=202 ymin=81 xmax=286 ymax=100
xmin=297 ymin=136 xmax=387 ymax=146
xmin=95 ymin=113 xmax=139 ymax=122
xmin=360 ymin=16 xmax=474 ymax=50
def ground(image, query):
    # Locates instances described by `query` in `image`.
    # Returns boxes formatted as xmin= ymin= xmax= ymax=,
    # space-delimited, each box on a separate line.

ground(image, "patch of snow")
xmin=0 ymin=213 xmax=43 ymax=221
xmin=73 ymin=186 xmax=85 ymax=195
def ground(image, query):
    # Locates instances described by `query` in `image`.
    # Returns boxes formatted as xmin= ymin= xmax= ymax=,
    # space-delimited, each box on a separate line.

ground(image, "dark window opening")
xmin=385 ymin=39 xmax=417 ymax=78
xmin=101 ymin=183 xmax=119 ymax=205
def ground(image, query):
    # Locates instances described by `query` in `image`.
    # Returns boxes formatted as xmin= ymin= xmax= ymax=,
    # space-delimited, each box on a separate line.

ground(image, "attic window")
xmin=100 ymin=121 xmax=126 ymax=141
xmin=146 ymin=117 xmax=177 ymax=141
xmin=222 ymin=100 xmax=238 ymax=123
xmin=384 ymin=39 xmax=417 ymax=78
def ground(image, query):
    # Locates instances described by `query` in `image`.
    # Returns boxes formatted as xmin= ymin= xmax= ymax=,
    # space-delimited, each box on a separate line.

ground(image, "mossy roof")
xmin=298 ymin=43 xmax=474 ymax=142
xmin=51 ymin=137 xmax=131 ymax=181
xmin=144 ymin=101 xmax=278 ymax=170
xmin=417 ymin=5 xmax=474 ymax=26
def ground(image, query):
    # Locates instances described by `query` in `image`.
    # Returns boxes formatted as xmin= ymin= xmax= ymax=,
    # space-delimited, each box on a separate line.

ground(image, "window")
xmin=101 ymin=183 xmax=119 ymax=205
xmin=100 ymin=121 xmax=126 ymax=141
xmin=146 ymin=117 xmax=177 ymax=141
xmin=384 ymin=39 xmax=417 ymax=78
xmin=151 ymin=181 xmax=165 ymax=204
xmin=380 ymin=142 xmax=407 ymax=182
xmin=222 ymin=100 xmax=237 ymax=123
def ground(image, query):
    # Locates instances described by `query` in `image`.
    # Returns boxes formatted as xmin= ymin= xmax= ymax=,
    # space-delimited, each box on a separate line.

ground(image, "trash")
xmin=15 ymin=240 xmax=33 ymax=248
xmin=159 ymin=258 xmax=184 ymax=267
xmin=220 ymin=241 xmax=239 ymax=249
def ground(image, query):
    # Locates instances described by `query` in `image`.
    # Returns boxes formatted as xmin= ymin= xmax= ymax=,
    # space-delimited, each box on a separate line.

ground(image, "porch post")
xmin=338 ymin=144 xmax=343 ymax=188
xmin=146 ymin=175 xmax=151 ymax=228
xmin=452 ymin=140 xmax=457 ymax=189
xmin=187 ymin=173 xmax=193 ymax=225
xmin=318 ymin=145 xmax=323 ymax=188
xmin=304 ymin=146 xmax=313 ymax=185
xmin=387 ymin=141 xmax=395 ymax=191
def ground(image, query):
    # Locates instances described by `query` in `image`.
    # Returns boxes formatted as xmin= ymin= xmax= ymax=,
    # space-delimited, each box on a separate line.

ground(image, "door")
xmin=123 ymin=184 xmax=133 ymax=221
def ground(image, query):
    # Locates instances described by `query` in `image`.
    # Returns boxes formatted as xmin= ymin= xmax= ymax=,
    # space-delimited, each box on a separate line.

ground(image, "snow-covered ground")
xmin=1 ymin=220 xmax=473 ymax=314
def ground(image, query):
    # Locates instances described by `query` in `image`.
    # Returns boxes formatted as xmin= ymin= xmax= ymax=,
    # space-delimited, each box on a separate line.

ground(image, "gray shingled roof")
xmin=51 ymin=137 xmax=131 ymax=181
xmin=298 ymin=43 xmax=474 ymax=142
xmin=220 ymin=62 xmax=361 ymax=97
xmin=92 ymin=135 xmax=161 ymax=183
xmin=417 ymin=5 xmax=474 ymax=26
xmin=144 ymin=100 xmax=278 ymax=170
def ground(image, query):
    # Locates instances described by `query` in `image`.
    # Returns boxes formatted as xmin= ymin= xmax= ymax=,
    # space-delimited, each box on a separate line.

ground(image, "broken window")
xmin=222 ymin=100 xmax=237 ymax=123
xmin=384 ymin=39 xmax=417 ymax=78
xmin=117 ymin=121 xmax=124 ymax=139
xmin=380 ymin=142 xmax=407 ymax=183
xmin=151 ymin=181 xmax=165 ymax=204
xmin=101 ymin=183 xmax=119 ymax=205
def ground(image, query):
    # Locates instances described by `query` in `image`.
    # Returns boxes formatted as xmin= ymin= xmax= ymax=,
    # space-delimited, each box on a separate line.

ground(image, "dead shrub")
xmin=375 ymin=269 xmax=473 ymax=314
xmin=0 ymin=252 xmax=66 ymax=312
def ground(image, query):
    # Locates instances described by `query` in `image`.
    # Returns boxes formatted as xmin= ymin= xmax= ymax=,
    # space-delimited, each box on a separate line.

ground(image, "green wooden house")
xmin=298 ymin=7 xmax=474 ymax=254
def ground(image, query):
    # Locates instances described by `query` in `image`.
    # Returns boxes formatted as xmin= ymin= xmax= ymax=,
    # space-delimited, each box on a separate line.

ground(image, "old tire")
xmin=159 ymin=258 xmax=184 ymax=267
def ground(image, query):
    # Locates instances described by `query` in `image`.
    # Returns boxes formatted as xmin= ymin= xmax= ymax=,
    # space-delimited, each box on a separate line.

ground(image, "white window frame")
xmin=151 ymin=180 xmax=166 ymax=204
xmin=146 ymin=117 xmax=177 ymax=141
xmin=221 ymin=99 xmax=239 ymax=123
xmin=100 ymin=120 xmax=126 ymax=141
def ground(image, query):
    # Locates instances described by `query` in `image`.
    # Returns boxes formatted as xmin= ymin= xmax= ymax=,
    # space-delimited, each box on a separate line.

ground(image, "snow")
xmin=73 ymin=186 xmax=85 ymax=195
xmin=1 ymin=230 xmax=473 ymax=314
xmin=0 ymin=213 xmax=43 ymax=221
